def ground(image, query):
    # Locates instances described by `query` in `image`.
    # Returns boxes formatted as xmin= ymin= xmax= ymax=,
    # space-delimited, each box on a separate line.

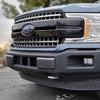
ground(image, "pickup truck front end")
xmin=7 ymin=3 xmax=100 ymax=90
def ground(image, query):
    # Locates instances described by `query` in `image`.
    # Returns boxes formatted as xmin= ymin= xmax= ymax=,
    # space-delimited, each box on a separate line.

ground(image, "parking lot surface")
xmin=0 ymin=67 xmax=99 ymax=100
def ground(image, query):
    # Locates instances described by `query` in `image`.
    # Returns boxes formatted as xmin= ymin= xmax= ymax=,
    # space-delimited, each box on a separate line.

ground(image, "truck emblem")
xmin=21 ymin=24 xmax=35 ymax=36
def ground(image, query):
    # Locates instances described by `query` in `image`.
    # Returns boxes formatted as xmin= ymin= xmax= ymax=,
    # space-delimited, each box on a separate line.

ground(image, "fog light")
xmin=84 ymin=58 xmax=93 ymax=65
xmin=68 ymin=56 xmax=94 ymax=67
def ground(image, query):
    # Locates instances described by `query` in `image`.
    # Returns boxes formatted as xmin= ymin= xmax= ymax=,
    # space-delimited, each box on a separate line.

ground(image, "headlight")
xmin=64 ymin=13 xmax=100 ymax=43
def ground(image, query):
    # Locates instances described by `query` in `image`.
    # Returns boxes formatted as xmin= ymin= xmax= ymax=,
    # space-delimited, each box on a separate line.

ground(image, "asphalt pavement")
xmin=0 ymin=67 xmax=99 ymax=100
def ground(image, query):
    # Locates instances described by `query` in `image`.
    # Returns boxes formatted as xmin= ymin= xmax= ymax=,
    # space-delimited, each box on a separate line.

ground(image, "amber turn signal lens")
xmin=84 ymin=20 xmax=89 ymax=37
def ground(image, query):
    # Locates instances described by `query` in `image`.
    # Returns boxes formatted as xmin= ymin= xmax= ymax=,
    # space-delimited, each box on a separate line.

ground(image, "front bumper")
xmin=7 ymin=46 xmax=100 ymax=74
xmin=7 ymin=43 xmax=100 ymax=90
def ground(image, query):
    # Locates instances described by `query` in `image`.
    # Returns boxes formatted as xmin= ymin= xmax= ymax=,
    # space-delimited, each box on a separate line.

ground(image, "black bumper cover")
xmin=7 ymin=49 xmax=100 ymax=90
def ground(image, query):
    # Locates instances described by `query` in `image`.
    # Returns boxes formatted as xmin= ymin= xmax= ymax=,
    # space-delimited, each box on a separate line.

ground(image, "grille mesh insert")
xmin=13 ymin=37 xmax=60 ymax=48
xmin=15 ymin=11 xmax=64 ymax=24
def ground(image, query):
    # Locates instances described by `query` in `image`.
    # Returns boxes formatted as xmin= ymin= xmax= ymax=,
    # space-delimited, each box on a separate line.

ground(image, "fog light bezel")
xmin=68 ymin=55 xmax=94 ymax=67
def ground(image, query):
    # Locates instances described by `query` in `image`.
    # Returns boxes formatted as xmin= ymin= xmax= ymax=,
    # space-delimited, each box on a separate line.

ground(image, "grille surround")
xmin=13 ymin=37 xmax=60 ymax=48
xmin=13 ymin=10 xmax=65 ymax=48
xmin=15 ymin=10 xmax=65 ymax=24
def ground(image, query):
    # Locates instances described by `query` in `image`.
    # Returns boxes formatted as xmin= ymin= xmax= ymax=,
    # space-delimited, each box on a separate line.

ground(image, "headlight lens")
xmin=64 ymin=13 xmax=100 ymax=42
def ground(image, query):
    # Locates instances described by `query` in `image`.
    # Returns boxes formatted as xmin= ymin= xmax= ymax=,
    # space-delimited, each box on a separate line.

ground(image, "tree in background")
xmin=2 ymin=0 xmax=97 ymax=19
xmin=0 ymin=43 xmax=9 ymax=58
xmin=2 ymin=0 xmax=19 ymax=19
